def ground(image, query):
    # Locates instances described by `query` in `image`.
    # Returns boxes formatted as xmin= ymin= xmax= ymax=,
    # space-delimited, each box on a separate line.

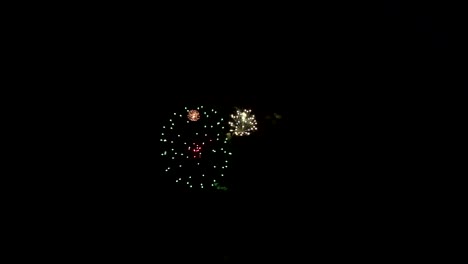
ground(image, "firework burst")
xmin=229 ymin=109 xmax=258 ymax=136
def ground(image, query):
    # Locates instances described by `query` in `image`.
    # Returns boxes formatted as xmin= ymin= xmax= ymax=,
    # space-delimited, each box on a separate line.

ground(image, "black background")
xmin=22 ymin=2 xmax=461 ymax=262
xmin=152 ymin=3 xmax=454 ymax=260
xmin=151 ymin=2 xmax=453 ymax=196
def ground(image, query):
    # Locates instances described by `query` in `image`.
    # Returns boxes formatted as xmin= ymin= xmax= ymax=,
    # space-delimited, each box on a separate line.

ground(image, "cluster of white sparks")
xmin=161 ymin=106 xmax=232 ymax=190
xmin=229 ymin=109 xmax=258 ymax=136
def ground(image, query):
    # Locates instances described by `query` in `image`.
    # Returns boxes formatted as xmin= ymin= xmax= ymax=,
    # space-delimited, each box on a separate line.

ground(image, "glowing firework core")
xmin=189 ymin=143 xmax=202 ymax=158
xmin=187 ymin=110 xmax=200 ymax=121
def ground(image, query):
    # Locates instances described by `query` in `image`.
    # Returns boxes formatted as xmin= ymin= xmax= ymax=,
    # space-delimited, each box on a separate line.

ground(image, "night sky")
xmin=154 ymin=3 xmax=455 ymax=260
xmin=160 ymin=2 xmax=452 ymax=196
xmin=23 ymin=3 xmax=459 ymax=262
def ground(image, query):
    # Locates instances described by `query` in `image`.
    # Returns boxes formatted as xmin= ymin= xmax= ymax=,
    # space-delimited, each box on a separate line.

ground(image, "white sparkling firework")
xmin=161 ymin=106 xmax=231 ymax=191
xmin=229 ymin=109 xmax=258 ymax=136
